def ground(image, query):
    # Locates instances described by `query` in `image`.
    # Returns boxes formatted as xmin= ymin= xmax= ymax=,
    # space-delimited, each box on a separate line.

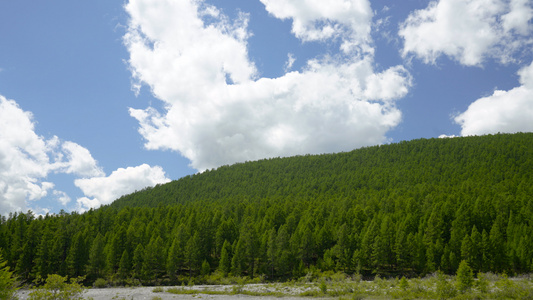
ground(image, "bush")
xmin=319 ymin=280 xmax=328 ymax=294
xmin=92 ymin=278 xmax=107 ymax=288
xmin=399 ymin=276 xmax=409 ymax=290
xmin=29 ymin=274 xmax=85 ymax=300
xmin=436 ymin=272 xmax=457 ymax=299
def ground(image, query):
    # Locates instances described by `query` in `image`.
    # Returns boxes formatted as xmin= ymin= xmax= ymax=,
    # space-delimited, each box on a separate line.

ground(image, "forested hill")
xmin=111 ymin=132 xmax=533 ymax=210
xmin=1 ymin=133 xmax=533 ymax=285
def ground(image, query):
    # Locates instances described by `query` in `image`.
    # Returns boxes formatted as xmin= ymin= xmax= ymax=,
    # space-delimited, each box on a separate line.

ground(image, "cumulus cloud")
xmin=53 ymin=190 xmax=72 ymax=206
xmin=124 ymin=0 xmax=412 ymax=171
xmin=400 ymin=0 xmax=533 ymax=66
xmin=0 ymin=95 xmax=106 ymax=214
xmin=74 ymin=164 xmax=170 ymax=211
xmin=455 ymin=61 xmax=533 ymax=135
xmin=0 ymin=96 xmax=56 ymax=213
xmin=259 ymin=0 xmax=374 ymax=54
xmin=59 ymin=141 xmax=105 ymax=178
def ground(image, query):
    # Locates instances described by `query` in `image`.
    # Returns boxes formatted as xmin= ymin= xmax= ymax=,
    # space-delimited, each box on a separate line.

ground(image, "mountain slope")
xmin=1 ymin=132 xmax=532 ymax=284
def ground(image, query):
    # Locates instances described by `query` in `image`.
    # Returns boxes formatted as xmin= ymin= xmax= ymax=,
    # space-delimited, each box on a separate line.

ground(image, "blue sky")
xmin=1 ymin=0 xmax=532 ymax=215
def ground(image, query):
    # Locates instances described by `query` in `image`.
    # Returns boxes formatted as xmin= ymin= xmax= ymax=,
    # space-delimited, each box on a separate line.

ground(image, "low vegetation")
xmin=161 ymin=269 xmax=533 ymax=299
xmin=28 ymin=274 xmax=85 ymax=300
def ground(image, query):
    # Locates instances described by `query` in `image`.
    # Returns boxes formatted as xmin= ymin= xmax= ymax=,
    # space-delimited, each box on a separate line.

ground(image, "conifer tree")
xmin=231 ymin=238 xmax=245 ymax=276
xmin=0 ymin=251 xmax=17 ymax=299
xmin=118 ymin=250 xmax=131 ymax=278
xmin=185 ymin=232 xmax=202 ymax=276
xmin=132 ymin=244 xmax=144 ymax=279
xmin=88 ymin=233 xmax=105 ymax=279
xmin=143 ymin=235 xmax=165 ymax=279
xmin=34 ymin=228 xmax=52 ymax=279
xmin=456 ymin=260 xmax=474 ymax=293
xmin=166 ymin=237 xmax=184 ymax=279
xmin=67 ymin=231 xmax=86 ymax=278
xmin=219 ymin=240 xmax=232 ymax=275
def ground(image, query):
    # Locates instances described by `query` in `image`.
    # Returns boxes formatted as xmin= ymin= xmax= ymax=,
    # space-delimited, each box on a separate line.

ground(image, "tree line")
xmin=0 ymin=133 xmax=532 ymax=285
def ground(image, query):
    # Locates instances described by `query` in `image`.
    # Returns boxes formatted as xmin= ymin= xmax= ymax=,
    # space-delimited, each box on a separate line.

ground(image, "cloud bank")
xmin=400 ymin=0 xmax=533 ymax=66
xmin=455 ymin=61 xmax=533 ymax=135
xmin=124 ymin=0 xmax=412 ymax=171
xmin=0 ymin=95 xmax=170 ymax=214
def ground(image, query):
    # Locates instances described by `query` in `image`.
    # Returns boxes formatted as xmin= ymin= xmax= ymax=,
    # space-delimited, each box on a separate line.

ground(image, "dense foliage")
xmin=0 ymin=133 xmax=532 ymax=285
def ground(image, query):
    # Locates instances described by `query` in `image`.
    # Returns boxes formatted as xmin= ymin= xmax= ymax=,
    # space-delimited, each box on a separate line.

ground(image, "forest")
xmin=0 ymin=132 xmax=532 ymax=286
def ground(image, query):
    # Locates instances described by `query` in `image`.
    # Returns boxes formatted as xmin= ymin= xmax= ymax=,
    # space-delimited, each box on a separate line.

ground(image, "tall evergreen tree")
xmin=219 ymin=240 xmax=232 ymax=275
xmin=88 ymin=233 xmax=106 ymax=279
xmin=118 ymin=250 xmax=131 ymax=279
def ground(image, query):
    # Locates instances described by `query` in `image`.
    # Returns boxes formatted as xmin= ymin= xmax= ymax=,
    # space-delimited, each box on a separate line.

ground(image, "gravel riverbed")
xmin=15 ymin=284 xmax=324 ymax=300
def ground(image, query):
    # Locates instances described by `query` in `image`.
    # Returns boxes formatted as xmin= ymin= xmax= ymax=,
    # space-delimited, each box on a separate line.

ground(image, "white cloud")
xmin=259 ymin=0 xmax=374 ymax=55
xmin=53 ymin=190 xmax=71 ymax=206
xmin=124 ymin=0 xmax=412 ymax=171
xmin=60 ymin=141 xmax=105 ymax=178
xmin=400 ymin=0 xmax=533 ymax=66
xmin=0 ymin=95 xmax=105 ymax=214
xmin=74 ymin=164 xmax=170 ymax=211
xmin=455 ymin=61 xmax=533 ymax=135
xmin=284 ymin=53 xmax=296 ymax=72
xmin=0 ymin=96 xmax=57 ymax=214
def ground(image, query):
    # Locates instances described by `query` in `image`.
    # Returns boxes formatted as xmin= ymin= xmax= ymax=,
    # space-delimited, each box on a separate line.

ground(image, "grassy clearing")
xmin=158 ymin=271 xmax=533 ymax=299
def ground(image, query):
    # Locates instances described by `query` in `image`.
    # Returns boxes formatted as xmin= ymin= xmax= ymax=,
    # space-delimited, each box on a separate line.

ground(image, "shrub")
xmin=399 ymin=276 xmax=409 ymax=290
xmin=436 ymin=272 xmax=457 ymax=299
xmin=319 ymin=280 xmax=328 ymax=294
xmin=92 ymin=278 xmax=107 ymax=288
xmin=29 ymin=274 xmax=85 ymax=300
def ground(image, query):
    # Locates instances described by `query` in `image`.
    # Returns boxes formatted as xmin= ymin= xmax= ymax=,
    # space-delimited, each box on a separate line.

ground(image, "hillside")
xmin=1 ymin=133 xmax=532 ymax=285
xmin=112 ymin=132 xmax=532 ymax=209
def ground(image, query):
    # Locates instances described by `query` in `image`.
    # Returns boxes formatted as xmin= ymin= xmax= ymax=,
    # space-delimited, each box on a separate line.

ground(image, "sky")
xmin=1 ymin=0 xmax=532 ymax=215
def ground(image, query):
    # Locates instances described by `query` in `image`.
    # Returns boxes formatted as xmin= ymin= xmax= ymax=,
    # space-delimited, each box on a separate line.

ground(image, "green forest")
xmin=1 ymin=132 xmax=532 ymax=286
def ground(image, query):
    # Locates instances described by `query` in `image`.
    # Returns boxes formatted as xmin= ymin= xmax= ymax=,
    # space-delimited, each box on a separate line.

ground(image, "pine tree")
xmin=231 ymin=238 xmax=245 ymax=276
xmin=67 ymin=231 xmax=86 ymax=277
xmin=132 ymin=244 xmax=144 ymax=279
xmin=143 ymin=235 xmax=166 ymax=279
xmin=201 ymin=260 xmax=210 ymax=276
xmin=118 ymin=250 xmax=131 ymax=278
xmin=88 ymin=233 xmax=105 ymax=279
xmin=166 ymin=237 xmax=184 ymax=279
xmin=35 ymin=228 xmax=52 ymax=279
xmin=0 ymin=252 xmax=17 ymax=299
xmin=185 ymin=232 xmax=202 ymax=276
xmin=456 ymin=260 xmax=474 ymax=293
xmin=266 ymin=229 xmax=277 ymax=278
xmin=219 ymin=240 xmax=232 ymax=275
